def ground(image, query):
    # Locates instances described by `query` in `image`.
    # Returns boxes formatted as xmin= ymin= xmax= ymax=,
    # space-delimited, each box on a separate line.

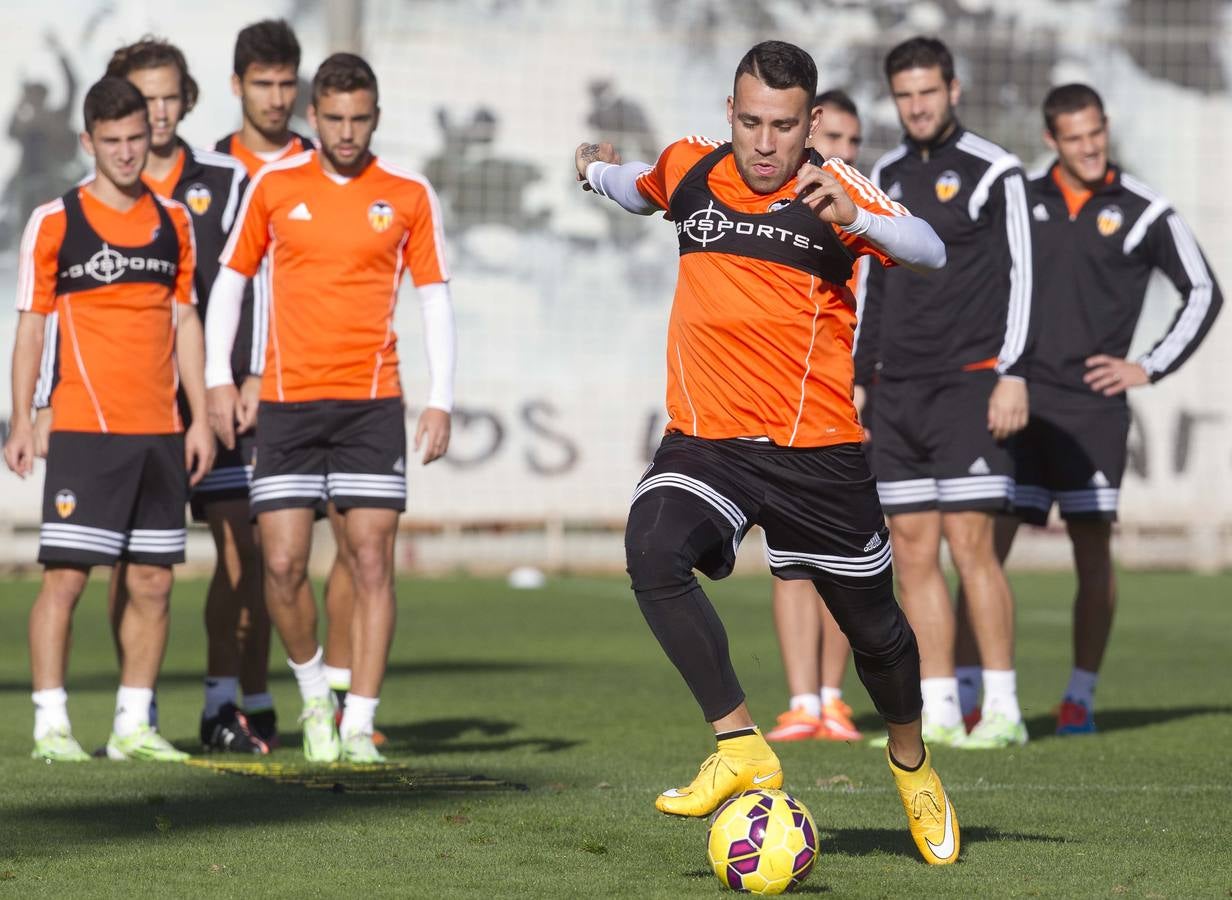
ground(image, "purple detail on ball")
xmin=794 ymin=848 xmax=815 ymax=874
xmin=802 ymin=818 xmax=816 ymax=849
xmin=726 ymin=866 xmax=743 ymax=890
xmin=784 ymin=796 xmax=801 ymax=812
xmin=793 ymin=812 xmax=804 ymax=828
xmin=733 ymin=856 xmax=761 ymax=875
xmin=729 ymin=839 xmax=758 ymax=858
xmin=749 ymin=816 xmax=768 ymax=848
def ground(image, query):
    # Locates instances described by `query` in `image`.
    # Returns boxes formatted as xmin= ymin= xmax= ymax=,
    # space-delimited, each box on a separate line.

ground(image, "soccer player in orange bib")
xmin=205 ymin=53 xmax=454 ymax=764
xmin=5 ymin=77 xmax=211 ymax=762
xmin=576 ymin=41 xmax=959 ymax=864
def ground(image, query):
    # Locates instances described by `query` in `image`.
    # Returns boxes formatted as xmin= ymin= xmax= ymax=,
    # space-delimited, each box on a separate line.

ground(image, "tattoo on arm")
xmin=579 ymin=143 xmax=602 ymax=165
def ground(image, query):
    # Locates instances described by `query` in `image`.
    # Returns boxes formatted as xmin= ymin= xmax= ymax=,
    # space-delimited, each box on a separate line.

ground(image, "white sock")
xmin=956 ymin=666 xmax=983 ymax=717
xmin=32 ymin=687 xmax=70 ymax=740
xmin=203 ymin=676 xmax=238 ymax=719
xmin=789 ymin=693 xmax=821 ymax=718
xmin=287 ymin=646 xmax=331 ymax=702
xmin=981 ymin=669 xmax=1022 ymax=722
xmin=339 ymin=693 xmax=379 ymax=737
xmin=323 ymin=665 xmax=352 ymax=695
xmin=921 ymin=677 xmax=962 ymax=728
xmin=819 ymin=687 xmax=842 ymax=710
xmin=114 ymin=686 xmax=154 ymax=737
xmin=1064 ymin=667 xmax=1098 ymax=708
xmin=243 ymin=691 xmax=274 ymax=713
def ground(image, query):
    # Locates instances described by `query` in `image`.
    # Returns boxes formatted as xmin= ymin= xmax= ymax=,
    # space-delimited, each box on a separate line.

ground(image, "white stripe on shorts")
xmin=632 ymin=472 xmax=748 ymax=557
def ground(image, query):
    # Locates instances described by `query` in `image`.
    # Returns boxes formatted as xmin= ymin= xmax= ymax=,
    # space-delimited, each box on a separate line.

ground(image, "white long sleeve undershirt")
xmin=584 ymin=160 xmax=656 ymax=214
xmin=204 ymin=266 xmax=246 ymax=389
xmin=841 ymin=207 xmax=947 ymax=272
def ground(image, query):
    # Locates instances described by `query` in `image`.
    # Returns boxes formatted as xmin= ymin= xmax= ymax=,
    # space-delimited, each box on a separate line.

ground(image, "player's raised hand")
xmin=207 ymin=384 xmax=240 ymax=450
xmin=414 ymin=407 xmax=451 ymax=465
xmin=1084 ymin=355 xmax=1148 ymax=396
xmin=185 ymin=419 xmax=216 ymax=488
xmin=3 ymin=419 xmax=35 ymax=478
xmin=795 ymin=164 xmax=858 ymax=226
xmin=237 ymin=375 xmax=262 ymax=433
xmin=987 ymin=376 xmax=1028 ymax=440
xmin=575 ymin=142 xmax=621 ymax=190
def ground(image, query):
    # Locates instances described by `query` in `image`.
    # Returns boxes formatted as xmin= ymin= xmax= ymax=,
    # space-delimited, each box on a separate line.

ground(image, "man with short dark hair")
xmin=857 ymin=36 xmax=1031 ymax=749
xmin=205 ymin=53 xmax=455 ymax=764
xmin=576 ymin=40 xmax=961 ymax=864
xmin=1007 ymin=83 xmax=1221 ymax=734
xmin=765 ymin=87 xmax=865 ymax=745
xmin=5 ymin=76 xmax=209 ymax=762
xmin=32 ymin=38 xmax=267 ymax=754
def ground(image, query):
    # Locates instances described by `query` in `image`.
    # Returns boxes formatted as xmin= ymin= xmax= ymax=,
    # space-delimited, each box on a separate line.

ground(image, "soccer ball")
xmin=707 ymin=789 xmax=818 ymax=894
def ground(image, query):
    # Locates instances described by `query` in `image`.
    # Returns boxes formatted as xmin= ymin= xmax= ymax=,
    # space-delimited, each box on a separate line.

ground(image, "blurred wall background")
xmin=1 ymin=0 xmax=1229 ymax=571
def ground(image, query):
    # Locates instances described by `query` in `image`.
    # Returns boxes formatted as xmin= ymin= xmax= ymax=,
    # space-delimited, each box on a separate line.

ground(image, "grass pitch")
xmin=0 ymin=569 xmax=1229 ymax=898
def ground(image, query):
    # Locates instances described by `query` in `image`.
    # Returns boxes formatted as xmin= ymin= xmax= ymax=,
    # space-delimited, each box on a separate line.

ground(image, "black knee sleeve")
xmin=625 ymin=494 xmax=745 ymax=721
xmin=813 ymin=569 xmax=923 ymax=724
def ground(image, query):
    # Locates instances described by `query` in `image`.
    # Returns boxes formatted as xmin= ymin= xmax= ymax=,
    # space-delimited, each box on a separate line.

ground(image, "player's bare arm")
xmin=237 ymin=374 xmax=262 ymax=432
xmin=33 ymin=407 xmax=52 ymax=458
xmin=987 ymin=376 xmax=1028 ymax=440
xmin=176 ymin=305 xmax=216 ymax=485
xmin=3 ymin=311 xmax=46 ymax=478
xmin=1083 ymin=355 xmax=1149 ymax=397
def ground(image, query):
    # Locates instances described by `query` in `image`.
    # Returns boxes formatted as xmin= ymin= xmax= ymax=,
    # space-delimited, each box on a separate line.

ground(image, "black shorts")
xmin=1012 ymin=384 xmax=1129 ymax=525
xmin=632 ymin=433 xmax=891 ymax=582
xmin=871 ymin=370 xmax=1014 ymax=515
xmin=250 ymin=399 xmax=407 ymax=517
xmin=189 ymin=430 xmax=257 ymax=521
xmin=39 ymin=432 xmax=188 ymax=566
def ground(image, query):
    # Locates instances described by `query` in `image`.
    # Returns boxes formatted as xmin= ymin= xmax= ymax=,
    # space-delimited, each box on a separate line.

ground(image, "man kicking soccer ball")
xmin=575 ymin=41 xmax=960 ymax=864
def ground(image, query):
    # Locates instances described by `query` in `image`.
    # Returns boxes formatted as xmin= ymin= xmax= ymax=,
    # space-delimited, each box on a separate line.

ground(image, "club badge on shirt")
xmin=1096 ymin=205 xmax=1123 ymax=236
xmin=185 ymin=184 xmax=212 ymax=216
xmin=935 ymin=171 xmax=961 ymax=203
xmin=368 ymin=200 xmax=394 ymax=233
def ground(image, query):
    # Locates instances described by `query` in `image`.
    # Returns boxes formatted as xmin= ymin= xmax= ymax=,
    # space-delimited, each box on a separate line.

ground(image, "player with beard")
xmin=6 ymin=77 xmax=209 ymax=762
xmin=217 ymin=19 xmax=378 ymax=748
xmin=205 ymin=53 xmax=455 ymax=764
xmin=576 ymin=41 xmax=961 ymax=864
xmin=31 ymin=39 xmax=267 ymax=753
xmin=856 ymin=37 xmax=1031 ymax=750
xmin=765 ymin=88 xmax=865 ymax=745
xmin=996 ymin=84 xmax=1221 ymax=734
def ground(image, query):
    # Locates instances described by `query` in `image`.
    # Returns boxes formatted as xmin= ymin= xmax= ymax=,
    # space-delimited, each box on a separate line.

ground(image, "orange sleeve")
xmin=15 ymin=203 xmax=66 ymax=314
xmin=219 ymin=173 xmax=271 ymax=278
xmin=824 ymin=158 xmax=907 ymax=269
xmin=170 ymin=203 xmax=197 ymax=305
xmin=635 ymin=137 xmax=719 ymax=210
xmin=403 ymin=180 xmax=449 ymax=286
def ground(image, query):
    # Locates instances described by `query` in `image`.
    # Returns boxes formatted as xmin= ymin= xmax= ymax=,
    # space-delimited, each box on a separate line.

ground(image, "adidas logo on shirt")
xmin=1090 ymin=470 xmax=1110 ymax=488
xmin=887 ymin=182 xmax=903 ymax=200
xmin=863 ymin=533 xmax=883 ymax=553
xmin=288 ymin=202 xmax=313 ymax=221
xmin=1033 ymin=203 xmax=1050 ymax=222
xmin=968 ymin=457 xmax=991 ymax=476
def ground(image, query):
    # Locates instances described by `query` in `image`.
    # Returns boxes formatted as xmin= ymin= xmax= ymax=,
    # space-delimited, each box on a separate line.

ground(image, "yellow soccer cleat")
xmin=656 ymin=729 xmax=783 ymax=817
xmin=887 ymin=745 xmax=960 ymax=865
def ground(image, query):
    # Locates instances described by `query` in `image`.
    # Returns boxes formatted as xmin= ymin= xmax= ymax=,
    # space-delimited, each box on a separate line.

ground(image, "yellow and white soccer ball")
xmin=707 ymin=789 xmax=819 ymax=894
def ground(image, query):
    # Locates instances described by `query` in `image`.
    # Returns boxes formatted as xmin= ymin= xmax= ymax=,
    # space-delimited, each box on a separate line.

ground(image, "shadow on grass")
xmin=820 ymin=824 xmax=1069 ymax=860
xmin=0 ymin=767 xmax=525 ymax=859
xmin=0 ymin=659 xmax=564 ymax=695
xmin=1023 ymin=705 xmax=1232 ymax=739
xmin=682 ymin=868 xmax=832 ymax=892
xmin=249 ymin=718 xmax=584 ymax=758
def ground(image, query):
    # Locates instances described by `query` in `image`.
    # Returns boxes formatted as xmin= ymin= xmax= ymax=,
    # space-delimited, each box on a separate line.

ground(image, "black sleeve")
xmin=1136 ymin=210 xmax=1223 ymax=381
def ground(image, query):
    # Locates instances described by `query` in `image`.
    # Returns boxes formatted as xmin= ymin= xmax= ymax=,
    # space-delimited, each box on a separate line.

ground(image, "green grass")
xmin=0 ymin=571 xmax=1230 ymax=898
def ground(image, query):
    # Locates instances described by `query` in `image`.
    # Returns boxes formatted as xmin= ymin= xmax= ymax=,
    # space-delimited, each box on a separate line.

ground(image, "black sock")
xmin=715 ymin=726 xmax=758 ymax=742
xmin=888 ymin=745 xmax=926 ymax=772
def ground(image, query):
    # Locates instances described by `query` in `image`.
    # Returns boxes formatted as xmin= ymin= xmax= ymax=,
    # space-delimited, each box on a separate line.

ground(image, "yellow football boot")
xmin=887 ymin=745 xmax=960 ymax=865
xmin=656 ymin=728 xmax=783 ymax=817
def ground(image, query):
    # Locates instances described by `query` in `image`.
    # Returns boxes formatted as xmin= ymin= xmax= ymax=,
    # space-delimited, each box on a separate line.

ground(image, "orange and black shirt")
xmin=17 ymin=186 xmax=196 ymax=434
xmin=220 ymin=150 xmax=448 ymax=403
xmin=634 ymin=136 xmax=903 ymax=448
